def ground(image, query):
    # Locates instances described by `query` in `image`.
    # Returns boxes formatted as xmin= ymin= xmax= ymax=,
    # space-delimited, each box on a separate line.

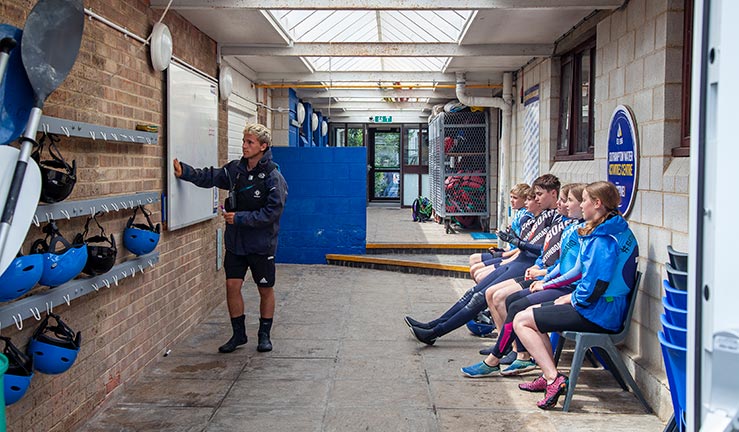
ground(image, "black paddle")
xmin=0 ymin=0 xmax=84 ymax=256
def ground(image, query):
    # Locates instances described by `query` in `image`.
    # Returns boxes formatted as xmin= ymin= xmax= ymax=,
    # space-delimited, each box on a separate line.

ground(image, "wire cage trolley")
xmin=428 ymin=111 xmax=490 ymax=233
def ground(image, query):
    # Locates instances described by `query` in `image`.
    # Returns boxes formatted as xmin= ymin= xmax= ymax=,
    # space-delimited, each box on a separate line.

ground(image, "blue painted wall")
xmin=271 ymin=146 xmax=367 ymax=264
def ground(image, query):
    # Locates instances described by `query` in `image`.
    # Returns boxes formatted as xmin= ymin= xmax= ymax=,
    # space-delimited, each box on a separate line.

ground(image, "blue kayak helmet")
xmin=0 ymin=252 xmax=43 ymax=301
xmin=123 ymin=205 xmax=160 ymax=256
xmin=466 ymin=309 xmax=496 ymax=337
xmin=31 ymin=133 xmax=77 ymax=203
xmin=1 ymin=336 xmax=34 ymax=405
xmin=74 ymin=212 xmax=117 ymax=276
xmin=28 ymin=313 xmax=81 ymax=375
xmin=31 ymin=222 xmax=88 ymax=287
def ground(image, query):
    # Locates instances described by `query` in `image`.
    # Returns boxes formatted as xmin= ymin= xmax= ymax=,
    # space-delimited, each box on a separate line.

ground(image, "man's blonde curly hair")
xmin=244 ymin=123 xmax=271 ymax=147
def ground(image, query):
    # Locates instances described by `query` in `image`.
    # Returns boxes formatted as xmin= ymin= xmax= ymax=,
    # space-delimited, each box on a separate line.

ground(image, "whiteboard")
xmin=166 ymin=63 xmax=219 ymax=230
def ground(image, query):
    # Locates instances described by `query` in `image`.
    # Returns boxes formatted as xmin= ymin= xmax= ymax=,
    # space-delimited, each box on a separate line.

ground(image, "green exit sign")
xmin=373 ymin=115 xmax=393 ymax=123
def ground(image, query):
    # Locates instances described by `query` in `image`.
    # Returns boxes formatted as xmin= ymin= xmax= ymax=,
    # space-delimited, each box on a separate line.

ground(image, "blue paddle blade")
xmin=0 ymin=24 xmax=34 ymax=145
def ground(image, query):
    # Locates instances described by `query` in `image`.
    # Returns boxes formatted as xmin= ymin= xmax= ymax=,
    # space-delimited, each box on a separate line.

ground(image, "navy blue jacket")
xmin=179 ymin=149 xmax=288 ymax=255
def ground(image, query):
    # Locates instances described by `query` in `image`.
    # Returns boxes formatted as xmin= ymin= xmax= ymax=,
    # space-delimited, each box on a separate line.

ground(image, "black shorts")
xmin=224 ymin=251 xmax=275 ymax=287
xmin=519 ymin=278 xmax=536 ymax=289
xmin=532 ymin=303 xmax=610 ymax=334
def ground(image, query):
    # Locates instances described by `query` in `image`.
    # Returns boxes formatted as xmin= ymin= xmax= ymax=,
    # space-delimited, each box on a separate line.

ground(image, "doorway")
xmin=368 ymin=127 xmax=401 ymax=202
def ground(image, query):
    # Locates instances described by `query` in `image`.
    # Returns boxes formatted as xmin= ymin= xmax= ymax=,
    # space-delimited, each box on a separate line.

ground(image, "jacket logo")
xmin=248 ymin=175 xmax=253 ymax=180
xmin=258 ymin=172 xmax=266 ymax=178
xmin=254 ymin=190 xmax=261 ymax=198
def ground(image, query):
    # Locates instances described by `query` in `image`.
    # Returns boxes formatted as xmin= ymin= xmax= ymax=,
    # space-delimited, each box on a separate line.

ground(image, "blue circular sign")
xmin=607 ymin=105 xmax=639 ymax=217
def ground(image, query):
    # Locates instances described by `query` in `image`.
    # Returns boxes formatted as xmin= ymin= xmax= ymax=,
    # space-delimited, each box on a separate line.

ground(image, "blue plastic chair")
xmin=667 ymin=245 xmax=688 ymax=272
xmin=663 ymin=297 xmax=687 ymax=329
xmin=663 ymin=280 xmax=687 ymax=310
xmin=659 ymin=331 xmax=687 ymax=432
xmin=666 ymin=263 xmax=688 ymax=291
xmin=661 ymin=314 xmax=687 ymax=348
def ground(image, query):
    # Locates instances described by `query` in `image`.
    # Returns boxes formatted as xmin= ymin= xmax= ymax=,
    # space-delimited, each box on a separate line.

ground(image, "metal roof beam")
xmin=255 ymin=71 xmax=456 ymax=82
xmin=151 ymin=0 xmax=625 ymax=11
xmin=311 ymin=102 xmax=431 ymax=110
xmin=295 ymin=89 xmax=456 ymax=99
xmin=222 ymin=42 xmax=552 ymax=57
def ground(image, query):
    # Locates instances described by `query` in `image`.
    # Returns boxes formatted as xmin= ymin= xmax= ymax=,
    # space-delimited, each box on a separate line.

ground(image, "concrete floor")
xmin=79 ymin=208 xmax=666 ymax=431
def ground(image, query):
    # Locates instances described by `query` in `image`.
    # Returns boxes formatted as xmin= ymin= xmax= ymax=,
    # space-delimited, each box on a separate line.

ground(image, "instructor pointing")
xmin=173 ymin=123 xmax=287 ymax=353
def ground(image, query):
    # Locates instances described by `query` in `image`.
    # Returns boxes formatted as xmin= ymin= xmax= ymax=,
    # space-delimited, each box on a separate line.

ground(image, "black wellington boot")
xmin=219 ymin=315 xmax=248 ymax=353
xmin=257 ymin=318 xmax=273 ymax=352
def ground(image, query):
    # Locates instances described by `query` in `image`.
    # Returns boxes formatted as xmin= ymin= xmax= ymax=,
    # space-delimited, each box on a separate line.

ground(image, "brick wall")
xmin=1 ymin=2 xmax=227 ymax=430
xmin=507 ymin=0 xmax=689 ymax=420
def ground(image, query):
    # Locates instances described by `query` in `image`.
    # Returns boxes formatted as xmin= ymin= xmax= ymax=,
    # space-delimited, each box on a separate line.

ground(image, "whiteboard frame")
xmin=166 ymin=62 xmax=219 ymax=230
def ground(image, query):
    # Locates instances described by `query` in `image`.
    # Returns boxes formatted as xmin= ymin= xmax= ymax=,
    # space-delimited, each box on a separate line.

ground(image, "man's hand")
xmin=173 ymin=158 xmax=182 ymax=178
xmin=222 ymin=210 xmax=235 ymax=224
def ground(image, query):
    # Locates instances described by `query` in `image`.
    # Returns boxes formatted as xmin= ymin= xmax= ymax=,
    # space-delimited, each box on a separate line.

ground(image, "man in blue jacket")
xmin=173 ymin=123 xmax=288 ymax=353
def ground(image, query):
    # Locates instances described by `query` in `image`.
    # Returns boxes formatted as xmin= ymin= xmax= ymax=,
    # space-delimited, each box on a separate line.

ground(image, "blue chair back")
xmin=659 ymin=331 xmax=687 ymax=429
xmin=663 ymin=296 xmax=687 ymax=328
xmin=661 ymin=313 xmax=687 ymax=348
xmin=663 ymin=280 xmax=688 ymax=310
xmin=666 ymin=262 xmax=688 ymax=291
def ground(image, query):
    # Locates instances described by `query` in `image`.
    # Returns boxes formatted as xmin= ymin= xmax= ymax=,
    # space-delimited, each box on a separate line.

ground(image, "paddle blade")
xmin=21 ymin=0 xmax=85 ymax=105
xmin=0 ymin=25 xmax=34 ymax=145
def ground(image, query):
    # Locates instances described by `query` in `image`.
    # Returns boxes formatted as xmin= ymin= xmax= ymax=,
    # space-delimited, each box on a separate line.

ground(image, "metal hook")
xmin=129 ymin=200 xmax=135 ymax=208
xmin=100 ymin=131 xmax=107 ymax=141
xmin=120 ymin=201 xmax=128 ymax=209
xmin=148 ymin=260 xmax=155 ymax=268
xmin=101 ymin=204 xmax=110 ymax=213
xmin=137 ymin=264 xmax=145 ymax=273
xmin=111 ymin=202 xmax=119 ymax=211
xmin=45 ymin=212 xmax=52 ymax=222
xmin=60 ymin=209 xmax=71 ymax=220
xmin=32 ymin=214 xmax=40 ymax=227
xmin=43 ymin=123 xmax=50 ymax=134
xmin=103 ymin=279 xmax=110 ymax=288
xmin=145 ymin=137 xmax=152 ymax=145
xmin=112 ymin=275 xmax=119 ymax=286
xmin=92 ymin=283 xmax=99 ymax=292
xmin=89 ymin=130 xmax=96 ymax=140
xmin=147 ymin=197 xmax=154 ymax=203
xmin=121 ymin=270 xmax=128 ymax=278
xmin=30 ymin=307 xmax=41 ymax=321
xmin=128 ymin=267 xmax=135 ymax=278
xmin=61 ymin=126 xmax=70 ymax=137
xmin=46 ymin=301 xmax=53 ymax=314
xmin=111 ymin=133 xmax=118 ymax=141
xmin=13 ymin=315 xmax=22 ymax=331
xmin=63 ymin=294 xmax=71 ymax=306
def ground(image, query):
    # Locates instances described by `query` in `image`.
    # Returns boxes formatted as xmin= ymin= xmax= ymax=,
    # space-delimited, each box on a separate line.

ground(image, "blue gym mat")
xmin=470 ymin=232 xmax=498 ymax=240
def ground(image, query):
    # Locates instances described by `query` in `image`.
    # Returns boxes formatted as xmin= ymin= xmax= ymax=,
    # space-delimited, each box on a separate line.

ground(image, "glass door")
xmin=401 ymin=126 xmax=429 ymax=207
xmin=368 ymin=127 xmax=401 ymax=201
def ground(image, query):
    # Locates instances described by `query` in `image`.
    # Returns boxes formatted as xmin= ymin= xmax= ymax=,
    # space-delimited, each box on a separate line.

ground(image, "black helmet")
xmin=31 ymin=222 xmax=88 ymax=287
xmin=31 ymin=133 xmax=77 ymax=203
xmin=123 ymin=205 xmax=161 ymax=256
xmin=74 ymin=212 xmax=117 ymax=276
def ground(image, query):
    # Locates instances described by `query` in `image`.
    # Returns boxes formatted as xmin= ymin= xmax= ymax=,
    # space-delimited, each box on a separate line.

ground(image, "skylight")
xmin=269 ymin=9 xmax=473 ymax=72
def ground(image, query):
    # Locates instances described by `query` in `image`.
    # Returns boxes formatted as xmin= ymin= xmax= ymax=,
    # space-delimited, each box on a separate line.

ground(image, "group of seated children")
xmin=405 ymin=176 xmax=639 ymax=410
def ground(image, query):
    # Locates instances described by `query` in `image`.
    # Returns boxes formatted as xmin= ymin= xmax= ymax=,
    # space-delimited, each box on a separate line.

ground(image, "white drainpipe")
xmin=456 ymin=72 xmax=513 ymax=232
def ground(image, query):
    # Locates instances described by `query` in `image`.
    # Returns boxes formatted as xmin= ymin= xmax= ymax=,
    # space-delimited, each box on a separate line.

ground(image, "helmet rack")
xmin=0 ymin=251 xmax=159 ymax=330
xmin=39 ymin=115 xmax=158 ymax=145
xmin=34 ymin=191 xmax=159 ymax=225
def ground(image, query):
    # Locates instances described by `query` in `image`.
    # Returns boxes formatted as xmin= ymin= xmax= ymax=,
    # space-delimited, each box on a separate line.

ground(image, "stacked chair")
xmin=660 ymin=245 xmax=689 ymax=432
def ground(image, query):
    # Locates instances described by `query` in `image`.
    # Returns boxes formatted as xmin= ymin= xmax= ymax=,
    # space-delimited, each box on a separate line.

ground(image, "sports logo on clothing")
xmin=258 ymin=172 xmax=266 ymax=178
xmin=254 ymin=190 xmax=261 ymax=198
xmin=259 ymin=278 xmax=268 ymax=284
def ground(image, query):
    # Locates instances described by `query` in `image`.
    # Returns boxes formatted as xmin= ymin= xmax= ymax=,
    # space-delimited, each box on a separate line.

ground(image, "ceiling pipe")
xmin=254 ymin=83 xmax=502 ymax=89
xmin=456 ymin=71 xmax=513 ymax=233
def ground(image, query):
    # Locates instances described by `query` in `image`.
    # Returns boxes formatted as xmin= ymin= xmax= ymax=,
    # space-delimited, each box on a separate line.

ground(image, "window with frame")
xmin=557 ymin=38 xmax=596 ymax=160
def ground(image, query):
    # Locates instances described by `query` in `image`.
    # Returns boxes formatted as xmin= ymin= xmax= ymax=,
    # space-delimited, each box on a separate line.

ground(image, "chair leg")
xmin=663 ymin=414 xmax=677 ymax=432
xmin=553 ymin=333 xmax=566 ymax=367
xmin=562 ymin=336 xmax=587 ymax=412
xmin=600 ymin=342 xmax=653 ymax=413
xmin=593 ymin=346 xmax=629 ymax=391
xmin=584 ymin=349 xmax=600 ymax=368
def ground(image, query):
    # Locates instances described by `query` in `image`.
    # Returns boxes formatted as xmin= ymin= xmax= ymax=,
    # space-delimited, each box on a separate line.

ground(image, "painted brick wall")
xmin=271 ymin=147 xmax=367 ymax=264
xmin=1 ymin=2 xmax=227 ymax=431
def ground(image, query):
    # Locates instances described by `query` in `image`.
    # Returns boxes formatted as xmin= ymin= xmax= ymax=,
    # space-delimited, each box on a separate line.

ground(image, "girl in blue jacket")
xmin=511 ymin=181 xmax=639 ymax=410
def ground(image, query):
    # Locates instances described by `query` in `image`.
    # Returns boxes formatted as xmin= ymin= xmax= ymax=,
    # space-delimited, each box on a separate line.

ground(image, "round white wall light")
xmin=321 ymin=120 xmax=328 ymax=137
xmin=219 ymin=65 xmax=233 ymax=100
xmin=311 ymin=113 xmax=318 ymax=131
xmin=297 ymin=103 xmax=306 ymax=125
xmin=150 ymin=22 xmax=173 ymax=72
